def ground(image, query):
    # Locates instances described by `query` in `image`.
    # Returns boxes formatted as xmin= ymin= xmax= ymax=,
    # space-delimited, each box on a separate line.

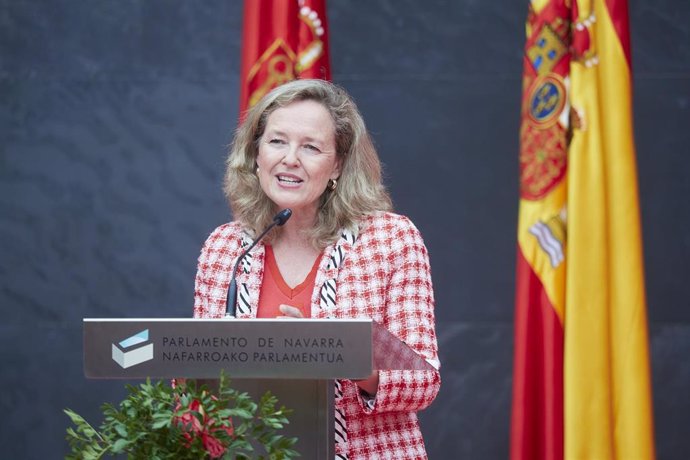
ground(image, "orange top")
xmin=256 ymin=245 xmax=321 ymax=318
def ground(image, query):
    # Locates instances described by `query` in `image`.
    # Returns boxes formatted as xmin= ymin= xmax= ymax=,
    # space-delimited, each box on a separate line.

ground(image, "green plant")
xmin=64 ymin=371 xmax=299 ymax=459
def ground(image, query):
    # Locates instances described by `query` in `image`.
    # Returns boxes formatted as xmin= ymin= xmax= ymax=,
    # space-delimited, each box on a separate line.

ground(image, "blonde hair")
xmin=224 ymin=79 xmax=392 ymax=248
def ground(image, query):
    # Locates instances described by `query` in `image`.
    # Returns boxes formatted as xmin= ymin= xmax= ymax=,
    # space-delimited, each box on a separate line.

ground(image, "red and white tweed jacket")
xmin=193 ymin=212 xmax=441 ymax=459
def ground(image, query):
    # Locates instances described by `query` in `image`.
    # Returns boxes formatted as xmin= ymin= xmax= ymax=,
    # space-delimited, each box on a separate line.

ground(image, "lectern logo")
xmin=112 ymin=329 xmax=154 ymax=369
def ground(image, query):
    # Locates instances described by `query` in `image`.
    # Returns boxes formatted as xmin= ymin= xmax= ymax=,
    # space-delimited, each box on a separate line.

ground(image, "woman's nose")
xmin=281 ymin=144 xmax=300 ymax=165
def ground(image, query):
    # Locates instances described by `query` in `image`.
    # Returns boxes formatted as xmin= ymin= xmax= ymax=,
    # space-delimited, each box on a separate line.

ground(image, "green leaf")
xmin=110 ymin=438 xmax=129 ymax=453
xmin=227 ymin=408 xmax=254 ymax=419
xmin=151 ymin=418 xmax=169 ymax=429
xmin=113 ymin=423 xmax=128 ymax=438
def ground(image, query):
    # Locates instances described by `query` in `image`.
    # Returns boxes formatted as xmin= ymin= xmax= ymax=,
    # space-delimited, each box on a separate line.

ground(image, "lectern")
xmin=84 ymin=318 xmax=434 ymax=459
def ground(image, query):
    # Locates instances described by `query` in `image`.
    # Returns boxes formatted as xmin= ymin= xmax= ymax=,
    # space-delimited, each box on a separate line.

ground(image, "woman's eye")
xmin=304 ymin=144 xmax=321 ymax=153
xmin=268 ymin=138 xmax=285 ymax=145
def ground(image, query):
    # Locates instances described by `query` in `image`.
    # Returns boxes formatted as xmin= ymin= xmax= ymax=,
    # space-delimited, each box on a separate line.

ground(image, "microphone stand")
xmin=225 ymin=209 xmax=292 ymax=317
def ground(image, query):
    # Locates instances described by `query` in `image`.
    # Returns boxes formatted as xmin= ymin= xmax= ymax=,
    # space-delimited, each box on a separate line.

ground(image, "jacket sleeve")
xmin=193 ymin=224 xmax=236 ymax=319
xmin=359 ymin=216 xmax=441 ymax=415
xmin=193 ymin=247 xmax=209 ymax=319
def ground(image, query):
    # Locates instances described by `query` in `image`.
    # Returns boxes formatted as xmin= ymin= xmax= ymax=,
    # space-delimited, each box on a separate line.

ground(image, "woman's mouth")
xmin=277 ymin=175 xmax=303 ymax=184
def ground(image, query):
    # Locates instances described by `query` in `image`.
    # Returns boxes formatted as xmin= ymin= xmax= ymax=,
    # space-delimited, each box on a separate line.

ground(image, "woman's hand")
xmin=278 ymin=304 xmax=304 ymax=318
xmin=353 ymin=372 xmax=380 ymax=396
xmin=278 ymin=304 xmax=378 ymax=394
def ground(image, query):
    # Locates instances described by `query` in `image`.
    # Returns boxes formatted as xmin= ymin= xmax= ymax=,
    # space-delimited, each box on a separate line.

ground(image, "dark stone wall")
xmin=1 ymin=1 xmax=687 ymax=458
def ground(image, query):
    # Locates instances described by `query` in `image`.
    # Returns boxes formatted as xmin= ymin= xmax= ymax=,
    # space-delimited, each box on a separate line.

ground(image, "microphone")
xmin=225 ymin=209 xmax=292 ymax=317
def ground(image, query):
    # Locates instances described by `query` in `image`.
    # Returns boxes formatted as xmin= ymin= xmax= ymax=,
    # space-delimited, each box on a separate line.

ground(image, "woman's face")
xmin=256 ymin=99 xmax=340 ymax=219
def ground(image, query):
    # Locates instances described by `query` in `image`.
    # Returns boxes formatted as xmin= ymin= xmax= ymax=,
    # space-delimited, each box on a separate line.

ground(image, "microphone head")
xmin=273 ymin=208 xmax=292 ymax=226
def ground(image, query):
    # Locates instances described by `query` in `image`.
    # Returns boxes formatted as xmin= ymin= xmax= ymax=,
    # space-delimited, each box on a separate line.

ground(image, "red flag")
xmin=239 ymin=0 xmax=331 ymax=114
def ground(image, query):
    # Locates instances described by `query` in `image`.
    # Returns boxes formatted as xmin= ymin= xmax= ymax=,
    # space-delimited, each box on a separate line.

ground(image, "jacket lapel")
xmin=312 ymin=226 xmax=358 ymax=319
xmin=234 ymin=232 xmax=265 ymax=319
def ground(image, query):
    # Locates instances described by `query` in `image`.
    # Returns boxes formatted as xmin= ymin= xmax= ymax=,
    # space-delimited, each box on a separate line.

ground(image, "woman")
xmin=193 ymin=79 xmax=440 ymax=459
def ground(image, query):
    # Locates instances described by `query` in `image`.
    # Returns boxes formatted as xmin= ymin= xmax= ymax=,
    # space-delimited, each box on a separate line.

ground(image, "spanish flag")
xmin=511 ymin=1 xmax=655 ymax=459
xmin=239 ymin=0 xmax=331 ymax=114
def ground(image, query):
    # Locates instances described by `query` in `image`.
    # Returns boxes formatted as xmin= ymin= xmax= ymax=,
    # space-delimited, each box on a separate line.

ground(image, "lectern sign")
xmin=84 ymin=318 xmax=374 ymax=379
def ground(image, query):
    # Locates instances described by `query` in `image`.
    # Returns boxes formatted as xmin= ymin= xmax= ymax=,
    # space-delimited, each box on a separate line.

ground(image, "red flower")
xmin=202 ymin=433 xmax=226 ymax=459
xmin=174 ymin=399 xmax=204 ymax=434
xmin=221 ymin=421 xmax=234 ymax=438
xmin=174 ymin=397 xmax=234 ymax=455
xmin=209 ymin=418 xmax=234 ymax=439
xmin=180 ymin=431 xmax=194 ymax=448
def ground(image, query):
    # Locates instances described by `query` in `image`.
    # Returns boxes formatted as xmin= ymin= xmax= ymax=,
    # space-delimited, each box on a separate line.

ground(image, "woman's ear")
xmin=331 ymin=156 xmax=343 ymax=179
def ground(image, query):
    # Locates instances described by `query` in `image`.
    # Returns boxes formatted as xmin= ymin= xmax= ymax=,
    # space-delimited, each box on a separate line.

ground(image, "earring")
xmin=328 ymin=178 xmax=337 ymax=191
xmin=256 ymin=167 xmax=260 ymax=174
